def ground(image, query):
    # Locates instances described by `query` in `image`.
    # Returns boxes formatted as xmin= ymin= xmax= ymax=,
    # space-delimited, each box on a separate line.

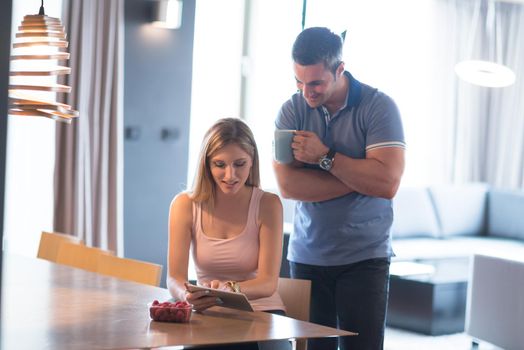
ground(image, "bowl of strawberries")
xmin=149 ymin=300 xmax=192 ymax=323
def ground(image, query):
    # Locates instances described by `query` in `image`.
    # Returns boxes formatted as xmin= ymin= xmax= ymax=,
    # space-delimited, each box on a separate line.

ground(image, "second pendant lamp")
xmin=454 ymin=0 xmax=515 ymax=88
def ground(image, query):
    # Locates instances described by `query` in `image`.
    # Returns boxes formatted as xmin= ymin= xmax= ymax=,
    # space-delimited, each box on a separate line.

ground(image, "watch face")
xmin=319 ymin=157 xmax=333 ymax=171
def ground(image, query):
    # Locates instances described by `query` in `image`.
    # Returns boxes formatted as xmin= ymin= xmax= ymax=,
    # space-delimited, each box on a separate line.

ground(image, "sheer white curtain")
xmin=487 ymin=3 xmax=524 ymax=188
xmin=448 ymin=0 xmax=524 ymax=188
xmin=54 ymin=0 xmax=124 ymax=252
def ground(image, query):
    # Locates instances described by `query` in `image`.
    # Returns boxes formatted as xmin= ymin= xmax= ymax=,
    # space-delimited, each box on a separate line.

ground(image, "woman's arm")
xmin=166 ymin=193 xmax=192 ymax=300
xmin=231 ymin=191 xmax=284 ymax=299
xmin=166 ymin=193 xmax=218 ymax=310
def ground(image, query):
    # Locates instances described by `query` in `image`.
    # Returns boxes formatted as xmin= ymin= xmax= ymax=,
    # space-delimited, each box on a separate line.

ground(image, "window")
xmin=4 ymin=0 xmax=63 ymax=257
xmin=191 ymin=0 xmax=451 ymax=191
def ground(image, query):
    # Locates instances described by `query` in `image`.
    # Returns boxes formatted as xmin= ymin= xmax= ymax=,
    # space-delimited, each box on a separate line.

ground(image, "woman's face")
xmin=209 ymin=143 xmax=253 ymax=195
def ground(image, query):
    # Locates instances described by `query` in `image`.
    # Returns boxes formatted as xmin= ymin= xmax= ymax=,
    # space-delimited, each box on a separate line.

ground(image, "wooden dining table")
xmin=1 ymin=254 xmax=355 ymax=349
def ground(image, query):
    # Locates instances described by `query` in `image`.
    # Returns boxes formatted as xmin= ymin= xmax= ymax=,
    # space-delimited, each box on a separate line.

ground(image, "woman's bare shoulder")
xmin=170 ymin=192 xmax=194 ymax=212
xmin=258 ymin=190 xmax=283 ymax=220
xmin=260 ymin=190 xmax=281 ymax=206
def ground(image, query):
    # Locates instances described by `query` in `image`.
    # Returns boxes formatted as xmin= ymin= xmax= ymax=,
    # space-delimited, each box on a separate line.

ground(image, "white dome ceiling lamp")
xmin=8 ymin=0 xmax=78 ymax=123
xmin=455 ymin=0 xmax=516 ymax=88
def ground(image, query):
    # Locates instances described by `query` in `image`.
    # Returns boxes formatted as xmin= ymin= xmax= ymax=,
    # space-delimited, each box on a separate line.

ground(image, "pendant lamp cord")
xmin=465 ymin=0 xmax=481 ymax=63
xmin=494 ymin=1 xmax=503 ymax=65
xmin=39 ymin=0 xmax=45 ymax=15
xmin=486 ymin=0 xmax=495 ymax=62
xmin=301 ymin=0 xmax=307 ymax=31
xmin=486 ymin=0 xmax=501 ymax=64
xmin=300 ymin=0 xmax=347 ymax=43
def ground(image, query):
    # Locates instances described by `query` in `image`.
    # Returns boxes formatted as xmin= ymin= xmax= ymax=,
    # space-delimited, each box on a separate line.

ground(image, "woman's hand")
xmin=205 ymin=279 xmax=232 ymax=291
xmin=184 ymin=290 xmax=219 ymax=312
xmin=184 ymin=281 xmax=225 ymax=312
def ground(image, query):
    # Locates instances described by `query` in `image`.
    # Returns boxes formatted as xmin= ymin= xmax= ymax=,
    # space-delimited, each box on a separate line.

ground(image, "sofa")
xmin=280 ymin=182 xmax=524 ymax=270
xmin=391 ymin=182 xmax=524 ymax=261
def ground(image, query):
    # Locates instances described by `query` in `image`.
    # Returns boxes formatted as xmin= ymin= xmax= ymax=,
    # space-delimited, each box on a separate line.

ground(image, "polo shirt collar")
xmin=343 ymin=71 xmax=362 ymax=109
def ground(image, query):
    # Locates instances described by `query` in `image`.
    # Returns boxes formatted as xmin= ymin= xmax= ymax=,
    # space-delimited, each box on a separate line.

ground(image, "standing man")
xmin=273 ymin=27 xmax=405 ymax=350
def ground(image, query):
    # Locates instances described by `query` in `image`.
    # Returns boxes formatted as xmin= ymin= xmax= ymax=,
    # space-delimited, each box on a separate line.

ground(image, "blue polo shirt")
xmin=276 ymin=71 xmax=405 ymax=266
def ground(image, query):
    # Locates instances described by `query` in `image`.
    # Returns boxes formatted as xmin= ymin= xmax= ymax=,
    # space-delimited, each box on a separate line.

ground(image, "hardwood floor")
xmin=385 ymin=327 xmax=504 ymax=350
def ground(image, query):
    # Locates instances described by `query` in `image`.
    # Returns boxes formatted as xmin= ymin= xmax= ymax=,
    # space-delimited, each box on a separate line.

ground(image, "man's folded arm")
xmin=329 ymin=147 xmax=405 ymax=199
xmin=273 ymin=161 xmax=352 ymax=202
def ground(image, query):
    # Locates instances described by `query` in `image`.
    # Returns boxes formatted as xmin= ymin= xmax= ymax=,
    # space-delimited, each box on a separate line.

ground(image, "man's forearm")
xmin=329 ymin=149 xmax=404 ymax=199
xmin=273 ymin=162 xmax=352 ymax=202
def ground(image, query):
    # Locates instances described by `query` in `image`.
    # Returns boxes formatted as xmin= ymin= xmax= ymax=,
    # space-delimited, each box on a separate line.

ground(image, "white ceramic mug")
xmin=273 ymin=129 xmax=296 ymax=164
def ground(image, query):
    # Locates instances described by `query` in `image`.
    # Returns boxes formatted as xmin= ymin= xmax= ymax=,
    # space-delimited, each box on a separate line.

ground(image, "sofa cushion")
xmin=429 ymin=183 xmax=488 ymax=237
xmin=391 ymin=187 xmax=440 ymax=239
xmin=392 ymin=236 xmax=524 ymax=261
xmin=392 ymin=237 xmax=452 ymax=260
xmin=488 ymin=189 xmax=524 ymax=241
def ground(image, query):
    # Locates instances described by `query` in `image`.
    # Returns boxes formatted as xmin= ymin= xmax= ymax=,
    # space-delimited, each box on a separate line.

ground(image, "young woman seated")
xmin=167 ymin=118 xmax=289 ymax=350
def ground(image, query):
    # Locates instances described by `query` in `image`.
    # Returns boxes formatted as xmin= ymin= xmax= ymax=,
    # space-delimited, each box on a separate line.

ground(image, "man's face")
xmin=294 ymin=62 xmax=338 ymax=109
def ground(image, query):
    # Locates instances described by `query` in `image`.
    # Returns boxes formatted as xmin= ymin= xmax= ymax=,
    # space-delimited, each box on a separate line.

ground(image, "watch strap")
xmin=326 ymin=148 xmax=336 ymax=160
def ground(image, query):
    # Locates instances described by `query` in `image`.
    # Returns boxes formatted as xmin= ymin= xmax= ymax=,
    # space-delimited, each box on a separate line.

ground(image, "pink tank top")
xmin=191 ymin=187 xmax=285 ymax=312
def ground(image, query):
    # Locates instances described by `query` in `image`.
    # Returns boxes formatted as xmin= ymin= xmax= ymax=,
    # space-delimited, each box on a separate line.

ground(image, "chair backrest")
xmin=278 ymin=277 xmax=311 ymax=322
xmin=96 ymin=254 xmax=163 ymax=287
xmin=37 ymin=231 xmax=84 ymax=262
xmin=55 ymin=242 xmax=113 ymax=272
xmin=279 ymin=233 xmax=291 ymax=278
xmin=278 ymin=277 xmax=311 ymax=350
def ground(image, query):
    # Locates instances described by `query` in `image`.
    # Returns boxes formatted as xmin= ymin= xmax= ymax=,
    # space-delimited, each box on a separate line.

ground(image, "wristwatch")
xmin=225 ymin=280 xmax=241 ymax=293
xmin=319 ymin=148 xmax=336 ymax=171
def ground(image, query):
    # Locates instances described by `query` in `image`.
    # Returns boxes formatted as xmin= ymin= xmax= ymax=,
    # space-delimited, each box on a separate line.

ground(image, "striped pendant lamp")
xmin=9 ymin=1 xmax=78 ymax=123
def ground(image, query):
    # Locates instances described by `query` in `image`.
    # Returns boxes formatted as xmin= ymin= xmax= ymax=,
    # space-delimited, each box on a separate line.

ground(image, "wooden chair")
xmin=37 ymin=231 xmax=84 ymax=262
xmin=55 ymin=242 xmax=113 ymax=272
xmin=278 ymin=277 xmax=311 ymax=350
xmin=96 ymin=254 xmax=163 ymax=287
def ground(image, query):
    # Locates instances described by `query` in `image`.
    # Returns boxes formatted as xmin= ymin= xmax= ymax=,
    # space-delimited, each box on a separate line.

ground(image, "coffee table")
xmin=387 ymin=257 xmax=471 ymax=335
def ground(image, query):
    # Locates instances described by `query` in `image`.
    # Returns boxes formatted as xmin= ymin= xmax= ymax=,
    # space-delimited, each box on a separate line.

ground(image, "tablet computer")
xmin=185 ymin=283 xmax=254 ymax=312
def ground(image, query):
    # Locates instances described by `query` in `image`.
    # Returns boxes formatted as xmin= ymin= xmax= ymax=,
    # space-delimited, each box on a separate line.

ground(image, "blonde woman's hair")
xmin=190 ymin=118 xmax=260 ymax=204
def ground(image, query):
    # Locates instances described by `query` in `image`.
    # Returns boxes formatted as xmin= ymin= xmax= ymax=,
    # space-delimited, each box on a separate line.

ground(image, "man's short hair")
xmin=292 ymin=27 xmax=343 ymax=75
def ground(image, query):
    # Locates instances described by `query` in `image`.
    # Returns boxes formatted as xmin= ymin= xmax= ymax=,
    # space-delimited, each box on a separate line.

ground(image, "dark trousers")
xmin=290 ymin=258 xmax=390 ymax=350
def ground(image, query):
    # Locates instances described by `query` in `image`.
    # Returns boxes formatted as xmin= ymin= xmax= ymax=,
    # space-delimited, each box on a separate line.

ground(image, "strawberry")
xmin=176 ymin=310 xmax=185 ymax=321
xmin=150 ymin=299 xmax=191 ymax=322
